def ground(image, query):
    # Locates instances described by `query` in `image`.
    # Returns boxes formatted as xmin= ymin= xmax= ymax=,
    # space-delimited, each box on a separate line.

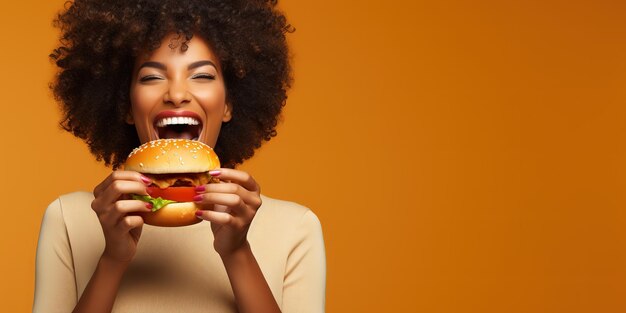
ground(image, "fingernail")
xmin=209 ymin=170 xmax=221 ymax=177
xmin=146 ymin=203 xmax=153 ymax=210
xmin=195 ymin=210 xmax=203 ymax=218
xmin=140 ymin=175 xmax=151 ymax=185
xmin=195 ymin=185 xmax=205 ymax=192
xmin=193 ymin=195 xmax=203 ymax=202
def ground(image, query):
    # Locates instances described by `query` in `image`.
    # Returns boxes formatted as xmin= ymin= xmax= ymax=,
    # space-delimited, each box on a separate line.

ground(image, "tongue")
xmin=161 ymin=127 xmax=194 ymax=140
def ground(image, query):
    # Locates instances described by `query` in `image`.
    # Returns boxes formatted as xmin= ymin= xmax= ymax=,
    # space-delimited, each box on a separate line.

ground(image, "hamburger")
xmin=123 ymin=139 xmax=220 ymax=227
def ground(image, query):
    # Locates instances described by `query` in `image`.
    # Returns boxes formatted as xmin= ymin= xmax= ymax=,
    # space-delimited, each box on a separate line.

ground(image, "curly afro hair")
xmin=50 ymin=0 xmax=294 ymax=169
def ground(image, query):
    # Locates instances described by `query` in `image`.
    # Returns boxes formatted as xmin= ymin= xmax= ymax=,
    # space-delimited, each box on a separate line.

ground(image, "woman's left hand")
xmin=193 ymin=168 xmax=262 ymax=257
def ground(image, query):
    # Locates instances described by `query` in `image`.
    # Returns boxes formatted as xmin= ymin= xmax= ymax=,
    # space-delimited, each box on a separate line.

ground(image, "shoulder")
xmin=58 ymin=191 xmax=95 ymax=206
xmin=258 ymin=194 xmax=322 ymax=228
xmin=43 ymin=191 xmax=94 ymax=223
xmin=249 ymin=194 xmax=325 ymax=266
xmin=47 ymin=191 xmax=96 ymax=224
xmin=46 ymin=191 xmax=100 ymax=241
xmin=45 ymin=190 xmax=98 ymax=225
xmin=252 ymin=194 xmax=323 ymax=244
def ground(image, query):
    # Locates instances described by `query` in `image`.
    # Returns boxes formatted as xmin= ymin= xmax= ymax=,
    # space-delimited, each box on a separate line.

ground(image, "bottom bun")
xmin=137 ymin=202 xmax=201 ymax=227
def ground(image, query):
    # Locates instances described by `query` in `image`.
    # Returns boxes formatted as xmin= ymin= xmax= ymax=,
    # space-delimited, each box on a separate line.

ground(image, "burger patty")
xmin=143 ymin=172 xmax=218 ymax=188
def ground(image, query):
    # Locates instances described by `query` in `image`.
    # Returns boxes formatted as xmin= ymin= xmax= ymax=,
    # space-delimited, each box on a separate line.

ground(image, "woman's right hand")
xmin=91 ymin=171 xmax=153 ymax=264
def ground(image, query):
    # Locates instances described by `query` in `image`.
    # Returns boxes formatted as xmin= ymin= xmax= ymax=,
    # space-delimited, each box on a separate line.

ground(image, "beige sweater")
xmin=33 ymin=191 xmax=326 ymax=312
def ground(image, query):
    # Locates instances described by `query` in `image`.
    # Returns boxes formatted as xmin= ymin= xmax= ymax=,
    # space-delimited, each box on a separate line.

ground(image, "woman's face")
xmin=128 ymin=33 xmax=231 ymax=147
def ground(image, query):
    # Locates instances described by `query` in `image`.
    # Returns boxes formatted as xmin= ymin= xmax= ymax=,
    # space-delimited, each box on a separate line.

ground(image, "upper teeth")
xmin=155 ymin=117 xmax=200 ymax=127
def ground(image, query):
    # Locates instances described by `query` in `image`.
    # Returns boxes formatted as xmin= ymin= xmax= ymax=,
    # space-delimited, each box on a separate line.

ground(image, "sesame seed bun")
xmin=124 ymin=139 xmax=220 ymax=174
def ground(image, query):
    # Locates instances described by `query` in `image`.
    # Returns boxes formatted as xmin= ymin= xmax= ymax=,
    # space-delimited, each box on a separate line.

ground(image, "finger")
xmin=94 ymin=171 xmax=151 ymax=197
xmin=94 ymin=170 xmax=151 ymax=197
xmin=100 ymin=180 xmax=150 ymax=207
xmin=213 ymin=204 xmax=231 ymax=213
xmin=97 ymin=200 xmax=151 ymax=226
xmin=194 ymin=193 xmax=247 ymax=215
xmin=129 ymin=222 xmax=143 ymax=242
xmin=195 ymin=210 xmax=234 ymax=226
xmin=209 ymin=168 xmax=259 ymax=192
xmin=118 ymin=215 xmax=144 ymax=232
xmin=113 ymin=200 xmax=153 ymax=214
xmin=195 ymin=193 xmax=255 ymax=221
xmin=196 ymin=183 xmax=261 ymax=207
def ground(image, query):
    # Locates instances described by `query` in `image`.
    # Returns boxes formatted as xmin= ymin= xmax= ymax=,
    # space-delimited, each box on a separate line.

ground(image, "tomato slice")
xmin=146 ymin=186 xmax=197 ymax=202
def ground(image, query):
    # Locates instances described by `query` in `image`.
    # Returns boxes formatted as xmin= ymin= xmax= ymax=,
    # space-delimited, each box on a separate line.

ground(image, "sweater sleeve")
xmin=282 ymin=209 xmax=326 ymax=313
xmin=33 ymin=198 xmax=78 ymax=313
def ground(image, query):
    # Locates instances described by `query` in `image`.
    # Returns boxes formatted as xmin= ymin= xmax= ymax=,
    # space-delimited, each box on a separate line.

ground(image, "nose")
xmin=163 ymin=79 xmax=191 ymax=107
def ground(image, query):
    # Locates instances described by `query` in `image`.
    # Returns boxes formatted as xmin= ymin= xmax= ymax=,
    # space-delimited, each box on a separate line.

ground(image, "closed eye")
xmin=191 ymin=73 xmax=216 ymax=80
xmin=139 ymin=75 xmax=164 ymax=82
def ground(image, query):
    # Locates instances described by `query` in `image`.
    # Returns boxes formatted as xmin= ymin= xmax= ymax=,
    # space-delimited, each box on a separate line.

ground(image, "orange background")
xmin=2 ymin=0 xmax=626 ymax=312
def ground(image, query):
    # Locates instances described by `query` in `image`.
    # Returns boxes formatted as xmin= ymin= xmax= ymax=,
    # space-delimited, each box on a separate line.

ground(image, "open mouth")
xmin=154 ymin=116 xmax=202 ymax=140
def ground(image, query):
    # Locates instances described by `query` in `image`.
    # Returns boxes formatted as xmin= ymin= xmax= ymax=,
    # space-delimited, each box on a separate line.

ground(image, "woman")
xmin=33 ymin=0 xmax=326 ymax=312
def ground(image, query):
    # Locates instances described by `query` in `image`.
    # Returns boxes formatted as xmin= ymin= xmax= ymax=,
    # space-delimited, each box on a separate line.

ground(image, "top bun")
xmin=124 ymin=139 xmax=220 ymax=174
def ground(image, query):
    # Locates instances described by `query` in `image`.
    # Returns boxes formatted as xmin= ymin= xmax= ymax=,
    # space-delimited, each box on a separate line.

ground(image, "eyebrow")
xmin=137 ymin=60 xmax=217 ymax=71
xmin=188 ymin=60 xmax=217 ymax=70
xmin=138 ymin=61 xmax=166 ymax=71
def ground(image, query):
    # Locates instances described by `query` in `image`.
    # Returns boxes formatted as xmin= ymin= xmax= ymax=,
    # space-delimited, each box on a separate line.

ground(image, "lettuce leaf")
xmin=132 ymin=194 xmax=176 ymax=212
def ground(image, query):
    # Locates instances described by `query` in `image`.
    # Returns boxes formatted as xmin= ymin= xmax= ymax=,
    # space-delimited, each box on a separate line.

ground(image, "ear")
xmin=222 ymin=102 xmax=232 ymax=122
xmin=125 ymin=109 xmax=135 ymax=125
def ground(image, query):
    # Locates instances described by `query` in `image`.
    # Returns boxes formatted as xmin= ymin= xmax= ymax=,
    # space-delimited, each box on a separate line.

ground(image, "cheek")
xmin=131 ymin=85 xmax=163 ymax=120
xmin=192 ymin=84 xmax=226 ymax=110
xmin=130 ymin=86 xmax=162 ymax=142
xmin=132 ymin=86 xmax=157 ymax=109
